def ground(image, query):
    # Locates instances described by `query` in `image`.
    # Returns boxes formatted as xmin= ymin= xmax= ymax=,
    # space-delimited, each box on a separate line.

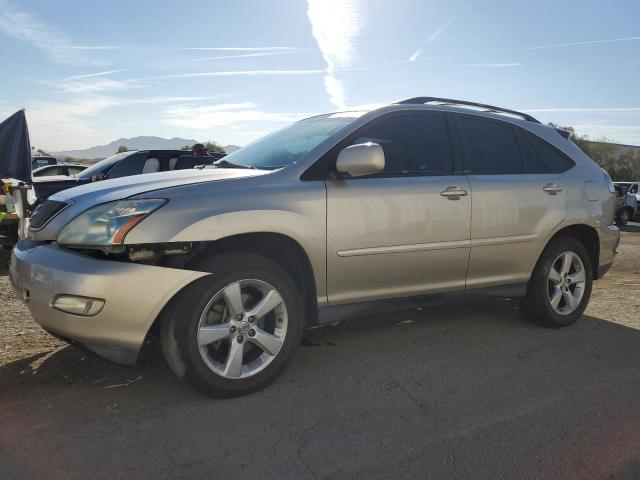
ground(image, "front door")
xmin=325 ymin=112 xmax=472 ymax=305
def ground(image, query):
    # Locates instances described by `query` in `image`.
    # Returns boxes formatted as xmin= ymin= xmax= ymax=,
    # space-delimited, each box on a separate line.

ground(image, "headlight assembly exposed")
xmin=57 ymin=199 xmax=166 ymax=246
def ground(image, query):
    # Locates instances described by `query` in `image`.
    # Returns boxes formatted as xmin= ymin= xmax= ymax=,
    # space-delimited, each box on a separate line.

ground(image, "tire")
xmin=161 ymin=252 xmax=304 ymax=397
xmin=620 ymin=209 xmax=630 ymax=225
xmin=521 ymin=236 xmax=593 ymax=328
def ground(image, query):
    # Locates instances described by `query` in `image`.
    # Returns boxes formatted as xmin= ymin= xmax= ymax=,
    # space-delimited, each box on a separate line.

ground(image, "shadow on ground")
xmin=620 ymin=222 xmax=640 ymax=234
xmin=2 ymin=295 xmax=640 ymax=479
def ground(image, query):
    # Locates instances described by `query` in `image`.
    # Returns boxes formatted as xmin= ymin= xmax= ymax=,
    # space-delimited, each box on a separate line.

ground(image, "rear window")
xmin=524 ymin=132 xmax=575 ymax=173
xmin=460 ymin=117 xmax=523 ymax=174
xmin=516 ymin=131 xmax=549 ymax=174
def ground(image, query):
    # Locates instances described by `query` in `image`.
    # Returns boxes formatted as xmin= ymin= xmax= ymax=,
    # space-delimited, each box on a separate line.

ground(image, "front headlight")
xmin=57 ymin=199 xmax=167 ymax=246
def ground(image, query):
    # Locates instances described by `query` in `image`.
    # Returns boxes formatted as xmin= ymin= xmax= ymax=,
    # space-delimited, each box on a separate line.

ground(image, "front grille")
xmin=29 ymin=200 xmax=68 ymax=230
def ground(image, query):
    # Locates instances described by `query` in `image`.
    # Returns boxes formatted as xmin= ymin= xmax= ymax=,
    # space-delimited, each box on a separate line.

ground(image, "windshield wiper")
xmin=212 ymin=159 xmax=256 ymax=169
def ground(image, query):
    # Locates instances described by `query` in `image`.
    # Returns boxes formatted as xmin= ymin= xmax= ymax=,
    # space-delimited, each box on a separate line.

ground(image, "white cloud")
xmin=427 ymin=15 xmax=457 ymax=43
xmin=465 ymin=63 xmax=522 ymax=68
xmin=408 ymin=49 xmax=422 ymax=62
xmin=183 ymin=46 xmax=300 ymax=52
xmin=63 ymin=70 xmax=130 ymax=81
xmin=0 ymin=0 xmax=107 ymax=65
xmin=24 ymin=93 xmax=238 ymax=149
xmin=152 ymin=69 xmax=325 ymax=80
xmin=307 ymin=0 xmax=362 ymax=109
xmin=188 ymin=50 xmax=303 ymax=63
xmin=530 ymin=35 xmax=640 ymax=50
xmin=162 ymin=102 xmax=312 ymax=129
xmin=55 ymin=78 xmax=142 ymax=94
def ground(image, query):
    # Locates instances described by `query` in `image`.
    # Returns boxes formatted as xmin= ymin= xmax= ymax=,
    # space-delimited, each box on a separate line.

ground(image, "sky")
xmin=0 ymin=0 xmax=639 ymax=151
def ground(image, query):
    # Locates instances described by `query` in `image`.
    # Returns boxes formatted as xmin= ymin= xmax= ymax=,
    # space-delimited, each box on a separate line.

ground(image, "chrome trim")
xmin=336 ymin=234 xmax=537 ymax=257
xmin=337 ymin=239 xmax=471 ymax=257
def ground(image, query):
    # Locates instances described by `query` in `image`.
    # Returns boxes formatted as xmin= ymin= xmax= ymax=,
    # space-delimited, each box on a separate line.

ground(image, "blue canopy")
xmin=0 ymin=110 xmax=32 ymax=182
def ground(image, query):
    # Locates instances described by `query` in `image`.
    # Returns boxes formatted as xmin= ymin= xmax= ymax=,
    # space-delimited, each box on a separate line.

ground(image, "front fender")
xmin=124 ymin=179 xmax=327 ymax=303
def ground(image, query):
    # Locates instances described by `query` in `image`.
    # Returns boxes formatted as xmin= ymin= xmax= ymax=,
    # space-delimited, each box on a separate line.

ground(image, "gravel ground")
xmin=1 ymin=225 xmax=639 ymax=480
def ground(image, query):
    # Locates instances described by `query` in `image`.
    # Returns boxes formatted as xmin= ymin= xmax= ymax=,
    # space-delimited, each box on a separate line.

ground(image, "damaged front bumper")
xmin=9 ymin=239 xmax=208 ymax=364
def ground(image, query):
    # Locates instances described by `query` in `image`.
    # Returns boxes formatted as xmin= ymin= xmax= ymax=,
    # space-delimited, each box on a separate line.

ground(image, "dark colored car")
xmin=32 ymin=149 xmax=225 ymax=201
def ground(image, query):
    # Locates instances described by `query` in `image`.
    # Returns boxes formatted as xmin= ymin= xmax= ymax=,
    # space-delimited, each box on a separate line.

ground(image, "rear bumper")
xmin=9 ymin=240 xmax=208 ymax=364
xmin=596 ymin=224 xmax=620 ymax=279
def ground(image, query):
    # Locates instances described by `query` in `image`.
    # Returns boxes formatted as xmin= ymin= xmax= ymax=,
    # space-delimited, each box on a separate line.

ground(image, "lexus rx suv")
xmin=10 ymin=97 xmax=619 ymax=397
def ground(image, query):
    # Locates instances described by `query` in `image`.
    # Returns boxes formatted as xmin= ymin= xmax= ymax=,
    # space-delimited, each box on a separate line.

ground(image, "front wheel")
xmin=522 ymin=236 xmax=593 ymax=328
xmin=161 ymin=252 xmax=304 ymax=397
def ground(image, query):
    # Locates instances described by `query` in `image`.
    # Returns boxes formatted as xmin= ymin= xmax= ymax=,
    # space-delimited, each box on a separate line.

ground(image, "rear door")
xmin=458 ymin=115 xmax=569 ymax=288
xmin=325 ymin=111 xmax=471 ymax=304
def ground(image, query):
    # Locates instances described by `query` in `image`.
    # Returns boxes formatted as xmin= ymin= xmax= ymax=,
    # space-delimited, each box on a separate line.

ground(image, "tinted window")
xmin=78 ymin=152 xmax=135 ymax=179
xmin=525 ymin=133 xmax=574 ymax=173
xmin=352 ymin=113 xmax=453 ymax=175
xmin=461 ymin=117 xmax=523 ymax=174
xmin=106 ymin=153 xmax=147 ymax=179
xmin=517 ymin=131 xmax=548 ymax=173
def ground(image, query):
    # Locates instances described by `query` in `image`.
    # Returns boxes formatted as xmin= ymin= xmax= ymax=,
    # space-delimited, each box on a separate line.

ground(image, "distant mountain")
xmin=52 ymin=136 xmax=199 ymax=160
xmin=223 ymin=145 xmax=241 ymax=154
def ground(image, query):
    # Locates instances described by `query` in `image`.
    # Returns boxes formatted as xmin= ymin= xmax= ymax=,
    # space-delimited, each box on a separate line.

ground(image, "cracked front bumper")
xmin=10 ymin=240 xmax=208 ymax=364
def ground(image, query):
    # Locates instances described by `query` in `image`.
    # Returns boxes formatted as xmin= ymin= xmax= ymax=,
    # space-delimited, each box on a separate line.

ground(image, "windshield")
xmin=615 ymin=182 xmax=631 ymax=190
xmin=221 ymin=113 xmax=362 ymax=169
xmin=78 ymin=151 xmax=136 ymax=179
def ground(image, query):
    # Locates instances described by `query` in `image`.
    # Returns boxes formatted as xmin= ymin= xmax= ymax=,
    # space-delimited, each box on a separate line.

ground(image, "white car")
xmin=614 ymin=182 xmax=640 ymax=219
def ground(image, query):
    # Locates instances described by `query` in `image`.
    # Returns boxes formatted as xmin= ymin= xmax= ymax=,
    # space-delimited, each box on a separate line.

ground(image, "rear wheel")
xmin=161 ymin=252 xmax=304 ymax=397
xmin=522 ymin=236 xmax=593 ymax=327
xmin=618 ymin=209 xmax=630 ymax=225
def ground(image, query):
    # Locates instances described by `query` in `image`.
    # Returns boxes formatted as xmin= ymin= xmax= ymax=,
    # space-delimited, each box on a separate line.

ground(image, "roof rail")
xmin=394 ymin=97 xmax=541 ymax=123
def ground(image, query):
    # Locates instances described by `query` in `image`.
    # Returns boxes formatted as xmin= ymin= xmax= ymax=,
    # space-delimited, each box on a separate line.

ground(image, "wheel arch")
xmin=534 ymin=223 xmax=600 ymax=280
xmin=145 ymin=232 xmax=320 ymax=345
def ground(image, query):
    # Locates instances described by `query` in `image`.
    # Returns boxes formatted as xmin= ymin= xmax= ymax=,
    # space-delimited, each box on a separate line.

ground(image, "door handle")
xmin=543 ymin=183 xmax=563 ymax=195
xmin=440 ymin=186 xmax=468 ymax=200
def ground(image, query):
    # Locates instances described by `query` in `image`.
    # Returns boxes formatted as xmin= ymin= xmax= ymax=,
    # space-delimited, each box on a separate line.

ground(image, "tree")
xmin=180 ymin=141 xmax=225 ymax=153
xmin=548 ymin=123 xmax=640 ymax=180
xmin=117 ymin=145 xmax=129 ymax=153
xmin=202 ymin=141 xmax=225 ymax=153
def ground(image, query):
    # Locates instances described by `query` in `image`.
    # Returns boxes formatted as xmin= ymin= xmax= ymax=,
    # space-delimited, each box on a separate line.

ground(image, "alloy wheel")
xmin=547 ymin=251 xmax=586 ymax=315
xmin=196 ymin=279 xmax=288 ymax=379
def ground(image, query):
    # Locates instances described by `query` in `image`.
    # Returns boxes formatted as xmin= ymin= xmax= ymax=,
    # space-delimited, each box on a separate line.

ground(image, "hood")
xmin=30 ymin=167 xmax=270 ymax=242
xmin=50 ymin=167 xmax=268 ymax=204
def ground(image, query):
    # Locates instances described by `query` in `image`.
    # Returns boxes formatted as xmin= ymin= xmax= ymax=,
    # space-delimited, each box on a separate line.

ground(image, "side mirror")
xmin=335 ymin=142 xmax=385 ymax=178
xmin=91 ymin=173 xmax=105 ymax=182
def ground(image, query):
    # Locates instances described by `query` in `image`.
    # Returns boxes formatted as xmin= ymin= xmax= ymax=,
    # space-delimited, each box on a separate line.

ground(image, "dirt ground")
xmin=1 ymin=225 xmax=640 ymax=479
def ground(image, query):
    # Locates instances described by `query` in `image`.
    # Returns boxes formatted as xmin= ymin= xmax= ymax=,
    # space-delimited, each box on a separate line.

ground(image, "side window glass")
xmin=525 ymin=133 xmax=575 ymax=173
xmin=516 ymin=131 xmax=548 ymax=173
xmin=461 ymin=116 xmax=523 ymax=174
xmin=40 ymin=166 xmax=64 ymax=176
xmin=352 ymin=114 xmax=453 ymax=175
xmin=107 ymin=153 xmax=146 ymax=179
xmin=631 ymin=184 xmax=638 ymax=194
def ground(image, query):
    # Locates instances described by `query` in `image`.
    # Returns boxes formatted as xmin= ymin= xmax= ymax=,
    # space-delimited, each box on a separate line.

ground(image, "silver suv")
xmin=10 ymin=97 xmax=620 ymax=397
